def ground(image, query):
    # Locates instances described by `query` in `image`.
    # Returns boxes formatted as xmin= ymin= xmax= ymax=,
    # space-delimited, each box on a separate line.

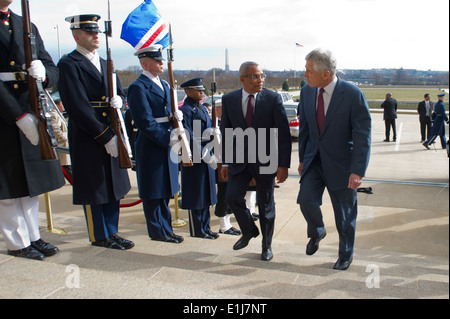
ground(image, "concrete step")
xmin=0 ymin=213 xmax=447 ymax=299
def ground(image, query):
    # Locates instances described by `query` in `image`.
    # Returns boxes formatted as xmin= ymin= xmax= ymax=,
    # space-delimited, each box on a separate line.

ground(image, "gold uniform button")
xmin=101 ymin=96 xmax=106 ymax=100
xmin=102 ymin=112 xmax=108 ymax=117
xmin=10 ymin=61 xmax=15 ymax=66
xmin=13 ymin=84 xmax=19 ymax=89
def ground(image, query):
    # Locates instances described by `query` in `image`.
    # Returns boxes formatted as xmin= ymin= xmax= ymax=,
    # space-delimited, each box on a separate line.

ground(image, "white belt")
xmin=0 ymin=72 xmax=27 ymax=82
xmin=155 ymin=116 xmax=170 ymax=123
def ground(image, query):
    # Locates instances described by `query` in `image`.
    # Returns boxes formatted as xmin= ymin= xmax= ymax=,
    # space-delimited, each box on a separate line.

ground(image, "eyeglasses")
xmin=242 ymin=74 xmax=267 ymax=80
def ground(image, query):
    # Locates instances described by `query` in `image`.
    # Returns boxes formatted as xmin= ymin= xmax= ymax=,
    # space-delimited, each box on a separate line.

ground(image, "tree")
xmin=282 ymin=79 xmax=289 ymax=91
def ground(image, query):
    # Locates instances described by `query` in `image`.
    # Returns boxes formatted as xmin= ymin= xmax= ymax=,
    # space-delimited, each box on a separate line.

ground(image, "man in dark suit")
xmin=0 ymin=0 xmax=65 ymax=260
xmin=381 ymin=93 xmax=398 ymax=142
xmin=127 ymin=45 xmax=184 ymax=244
xmin=220 ymin=61 xmax=291 ymax=261
xmin=417 ymin=93 xmax=433 ymax=142
xmin=297 ymin=49 xmax=371 ymax=270
xmin=58 ymin=14 xmax=133 ymax=250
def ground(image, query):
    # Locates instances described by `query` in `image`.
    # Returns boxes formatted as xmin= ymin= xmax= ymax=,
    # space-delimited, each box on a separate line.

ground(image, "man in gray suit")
xmin=297 ymin=49 xmax=371 ymax=270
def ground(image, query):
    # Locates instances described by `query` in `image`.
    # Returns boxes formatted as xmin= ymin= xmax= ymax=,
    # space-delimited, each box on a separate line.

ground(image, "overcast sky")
xmin=8 ymin=0 xmax=450 ymax=71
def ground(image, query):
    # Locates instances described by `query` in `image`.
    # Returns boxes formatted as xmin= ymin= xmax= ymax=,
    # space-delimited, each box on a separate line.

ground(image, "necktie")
xmin=316 ymin=88 xmax=325 ymax=133
xmin=246 ymin=94 xmax=254 ymax=127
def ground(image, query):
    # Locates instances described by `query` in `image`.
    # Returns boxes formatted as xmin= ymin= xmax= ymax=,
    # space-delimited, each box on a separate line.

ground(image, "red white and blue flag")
xmin=121 ymin=0 xmax=170 ymax=50
xmin=296 ymin=43 xmax=304 ymax=47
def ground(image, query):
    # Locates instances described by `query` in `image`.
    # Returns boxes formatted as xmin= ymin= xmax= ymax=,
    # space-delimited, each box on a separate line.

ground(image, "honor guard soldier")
xmin=0 ymin=0 xmax=65 ymax=260
xmin=423 ymin=92 xmax=449 ymax=150
xmin=179 ymin=78 xmax=219 ymax=239
xmin=57 ymin=14 xmax=134 ymax=250
xmin=127 ymin=45 xmax=184 ymax=243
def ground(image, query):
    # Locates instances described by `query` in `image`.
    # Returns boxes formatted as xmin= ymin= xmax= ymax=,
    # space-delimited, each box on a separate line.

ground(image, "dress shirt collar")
xmin=76 ymin=45 xmax=101 ymax=73
xmin=143 ymin=70 xmax=164 ymax=91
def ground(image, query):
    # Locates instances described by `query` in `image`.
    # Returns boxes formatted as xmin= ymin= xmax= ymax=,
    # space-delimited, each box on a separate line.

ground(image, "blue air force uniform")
xmin=179 ymin=78 xmax=218 ymax=238
xmin=57 ymin=15 xmax=131 ymax=248
xmin=127 ymin=46 xmax=180 ymax=242
xmin=423 ymin=93 xmax=448 ymax=149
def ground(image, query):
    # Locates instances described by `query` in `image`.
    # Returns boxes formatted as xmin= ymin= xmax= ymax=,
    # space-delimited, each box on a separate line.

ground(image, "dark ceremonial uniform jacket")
xmin=180 ymin=97 xmax=217 ymax=209
xmin=0 ymin=11 xmax=64 ymax=200
xmin=430 ymin=100 xmax=449 ymax=136
xmin=127 ymin=74 xmax=178 ymax=200
xmin=57 ymin=50 xmax=130 ymax=205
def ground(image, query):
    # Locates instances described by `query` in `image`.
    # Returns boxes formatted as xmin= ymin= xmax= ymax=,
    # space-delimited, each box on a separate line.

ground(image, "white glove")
xmin=174 ymin=110 xmax=183 ymax=122
xmin=208 ymin=154 xmax=218 ymax=170
xmin=27 ymin=60 xmax=46 ymax=82
xmin=104 ymin=135 xmax=118 ymax=158
xmin=110 ymin=96 xmax=123 ymax=109
xmin=16 ymin=113 xmax=39 ymax=146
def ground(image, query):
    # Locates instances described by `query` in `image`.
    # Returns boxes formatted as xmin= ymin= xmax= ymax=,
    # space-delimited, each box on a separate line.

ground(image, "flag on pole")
xmin=121 ymin=0 xmax=170 ymax=51
xmin=296 ymin=43 xmax=304 ymax=47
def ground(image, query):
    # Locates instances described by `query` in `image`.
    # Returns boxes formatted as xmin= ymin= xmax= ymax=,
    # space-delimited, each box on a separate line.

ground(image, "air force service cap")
xmin=180 ymin=77 xmax=206 ymax=91
xmin=437 ymin=92 xmax=446 ymax=97
xmin=135 ymin=45 xmax=165 ymax=61
xmin=65 ymin=14 xmax=101 ymax=33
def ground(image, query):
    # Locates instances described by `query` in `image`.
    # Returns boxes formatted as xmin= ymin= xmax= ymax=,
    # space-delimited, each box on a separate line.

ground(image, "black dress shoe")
xmin=205 ymin=230 xmax=219 ymax=239
xmin=153 ymin=236 xmax=181 ymax=244
xmin=219 ymin=227 xmax=241 ymax=236
xmin=333 ymin=257 xmax=353 ymax=270
xmin=92 ymin=237 xmax=125 ymax=250
xmin=423 ymin=142 xmax=430 ymax=149
xmin=233 ymin=227 xmax=260 ymax=250
xmin=169 ymin=233 xmax=184 ymax=243
xmin=110 ymin=234 xmax=135 ymax=250
xmin=31 ymin=239 xmax=59 ymax=257
xmin=199 ymin=233 xmax=215 ymax=239
xmin=8 ymin=246 xmax=45 ymax=260
xmin=261 ymin=248 xmax=273 ymax=261
xmin=306 ymin=229 xmax=326 ymax=256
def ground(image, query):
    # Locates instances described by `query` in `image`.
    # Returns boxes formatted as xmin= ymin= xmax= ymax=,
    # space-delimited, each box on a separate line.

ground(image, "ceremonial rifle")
xmin=104 ymin=0 xmax=132 ymax=168
xmin=167 ymin=24 xmax=193 ymax=167
xmin=21 ymin=0 xmax=57 ymax=160
xmin=210 ymin=69 xmax=224 ymax=179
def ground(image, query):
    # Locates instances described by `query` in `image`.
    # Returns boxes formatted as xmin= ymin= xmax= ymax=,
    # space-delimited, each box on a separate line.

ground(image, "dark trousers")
xmin=83 ymin=201 xmax=120 ymax=242
xmin=142 ymin=198 xmax=173 ymax=239
xmin=297 ymin=156 xmax=358 ymax=260
xmin=384 ymin=119 xmax=397 ymax=140
xmin=188 ymin=208 xmax=211 ymax=237
xmin=225 ymin=164 xmax=275 ymax=250
xmin=420 ymin=117 xmax=432 ymax=141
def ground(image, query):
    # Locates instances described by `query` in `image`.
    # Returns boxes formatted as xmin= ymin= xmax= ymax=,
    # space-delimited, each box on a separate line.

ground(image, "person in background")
xmin=423 ymin=93 xmax=448 ymax=150
xmin=417 ymin=93 xmax=433 ymax=143
xmin=381 ymin=92 xmax=397 ymax=142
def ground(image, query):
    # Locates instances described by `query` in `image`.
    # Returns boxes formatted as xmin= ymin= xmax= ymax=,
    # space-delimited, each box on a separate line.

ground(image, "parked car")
xmin=202 ymin=95 xmax=223 ymax=108
xmin=285 ymin=108 xmax=299 ymax=138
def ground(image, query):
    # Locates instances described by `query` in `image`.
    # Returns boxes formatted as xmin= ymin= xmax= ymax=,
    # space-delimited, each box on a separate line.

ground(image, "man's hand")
xmin=220 ymin=166 xmax=229 ymax=181
xmin=348 ymin=173 xmax=363 ymax=190
xmin=298 ymin=162 xmax=304 ymax=176
xmin=276 ymin=167 xmax=288 ymax=184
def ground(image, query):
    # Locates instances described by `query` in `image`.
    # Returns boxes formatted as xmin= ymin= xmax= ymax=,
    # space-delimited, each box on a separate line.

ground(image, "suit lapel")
xmin=70 ymin=50 xmax=103 ymax=84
